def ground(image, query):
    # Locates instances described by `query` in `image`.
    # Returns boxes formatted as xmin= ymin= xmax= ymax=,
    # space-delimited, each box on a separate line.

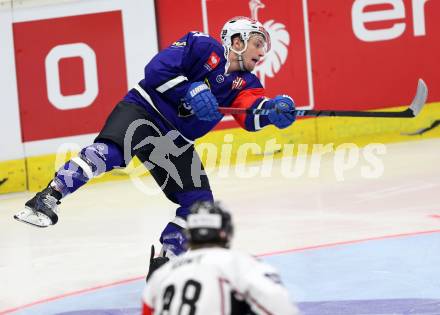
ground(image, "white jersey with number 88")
xmin=142 ymin=247 xmax=299 ymax=315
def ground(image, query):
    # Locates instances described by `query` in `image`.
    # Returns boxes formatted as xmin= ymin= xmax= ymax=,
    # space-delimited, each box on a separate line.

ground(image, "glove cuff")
xmin=188 ymin=83 xmax=209 ymax=98
xmin=257 ymin=99 xmax=274 ymax=128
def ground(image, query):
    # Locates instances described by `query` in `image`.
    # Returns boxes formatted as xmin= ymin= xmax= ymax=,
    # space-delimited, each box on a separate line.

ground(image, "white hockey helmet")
xmin=220 ymin=16 xmax=271 ymax=54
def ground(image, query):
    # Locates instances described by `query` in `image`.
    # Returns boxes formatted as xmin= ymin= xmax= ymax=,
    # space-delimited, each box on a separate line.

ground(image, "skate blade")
xmin=13 ymin=207 xmax=53 ymax=228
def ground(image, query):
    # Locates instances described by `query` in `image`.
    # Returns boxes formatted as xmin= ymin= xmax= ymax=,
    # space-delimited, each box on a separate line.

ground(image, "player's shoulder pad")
xmin=170 ymin=32 xmax=222 ymax=53
xmin=188 ymin=31 xmax=220 ymax=44
xmin=227 ymin=248 xmax=258 ymax=263
xmin=179 ymin=31 xmax=224 ymax=64
xmin=188 ymin=31 xmax=222 ymax=51
xmin=169 ymin=33 xmax=191 ymax=49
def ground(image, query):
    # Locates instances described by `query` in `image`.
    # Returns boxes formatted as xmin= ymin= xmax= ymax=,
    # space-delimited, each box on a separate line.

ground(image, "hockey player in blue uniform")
xmin=14 ymin=16 xmax=296 ymax=257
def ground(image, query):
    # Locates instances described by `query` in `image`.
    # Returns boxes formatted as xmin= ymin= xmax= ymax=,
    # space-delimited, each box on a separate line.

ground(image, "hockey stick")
xmin=218 ymin=79 xmax=428 ymax=118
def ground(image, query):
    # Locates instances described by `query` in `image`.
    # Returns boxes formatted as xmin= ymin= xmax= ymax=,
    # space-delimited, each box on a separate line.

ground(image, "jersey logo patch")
xmin=171 ymin=41 xmax=186 ymax=47
xmin=204 ymin=52 xmax=220 ymax=71
xmin=216 ymin=74 xmax=224 ymax=84
xmin=232 ymin=77 xmax=246 ymax=90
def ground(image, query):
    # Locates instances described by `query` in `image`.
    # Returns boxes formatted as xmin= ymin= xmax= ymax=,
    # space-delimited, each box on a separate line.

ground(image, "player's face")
xmin=242 ymin=35 xmax=267 ymax=71
xmin=228 ymin=35 xmax=267 ymax=73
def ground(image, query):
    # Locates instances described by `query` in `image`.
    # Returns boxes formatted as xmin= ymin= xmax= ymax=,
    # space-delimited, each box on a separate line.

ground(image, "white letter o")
xmin=45 ymin=43 xmax=98 ymax=110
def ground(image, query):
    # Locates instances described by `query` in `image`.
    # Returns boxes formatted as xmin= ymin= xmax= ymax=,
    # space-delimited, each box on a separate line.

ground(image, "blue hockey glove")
xmin=159 ymin=219 xmax=187 ymax=257
xmin=185 ymin=82 xmax=222 ymax=121
xmin=267 ymin=95 xmax=296 ymax=129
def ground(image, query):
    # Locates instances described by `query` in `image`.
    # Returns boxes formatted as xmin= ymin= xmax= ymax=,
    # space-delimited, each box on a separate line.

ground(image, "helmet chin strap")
xmin=236 ymin=54 xmax=245 ymax=71
xmin=229 ymin=40 xmax=249 ymax=72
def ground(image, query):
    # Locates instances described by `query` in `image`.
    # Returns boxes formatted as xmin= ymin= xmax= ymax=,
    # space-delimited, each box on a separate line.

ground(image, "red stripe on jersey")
xmin=218 ymin=278 xmax=226 ymax=315
xmin=142 ymin=303 xmax=154 ymax=315
xmin=230 ymin=88 xmax=266 ymax=129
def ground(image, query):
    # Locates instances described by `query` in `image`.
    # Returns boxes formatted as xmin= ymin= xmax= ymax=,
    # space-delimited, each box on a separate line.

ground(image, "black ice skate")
xmin=14 ymin=186 xmax=62 ymax=228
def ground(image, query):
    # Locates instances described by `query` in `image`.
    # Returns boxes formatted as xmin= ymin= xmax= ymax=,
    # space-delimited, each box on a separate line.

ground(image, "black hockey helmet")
xmin=186 ymin=201 xmax=233 ymax=248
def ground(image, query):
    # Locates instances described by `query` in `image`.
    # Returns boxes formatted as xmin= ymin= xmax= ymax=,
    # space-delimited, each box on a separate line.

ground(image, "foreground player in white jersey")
xmin=142 ymin=201 xmax=300 ymax=315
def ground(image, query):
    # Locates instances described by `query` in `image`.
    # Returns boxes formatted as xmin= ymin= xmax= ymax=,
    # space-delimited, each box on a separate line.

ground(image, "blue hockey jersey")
xmin=124 ymin=31 xmax=272 ymax=141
